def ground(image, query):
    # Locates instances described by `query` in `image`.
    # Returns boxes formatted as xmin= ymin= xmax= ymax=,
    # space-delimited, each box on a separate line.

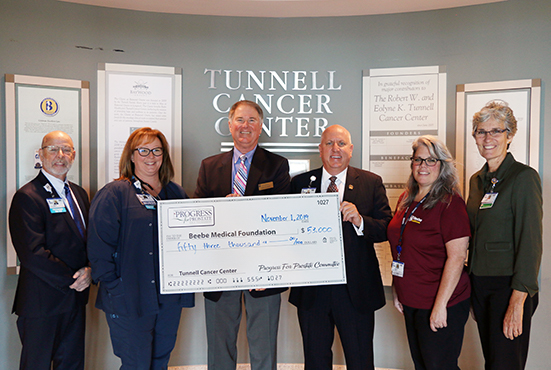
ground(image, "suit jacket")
xmin=9 ymin=171 xmax=90 ymax=318
xmin=466 ymin=152 xmax=542 ymax=296
xmin=194 ymin=147 xmax=291 ymax=301
xmin=288 ymin=166 xmax=391 ymax=313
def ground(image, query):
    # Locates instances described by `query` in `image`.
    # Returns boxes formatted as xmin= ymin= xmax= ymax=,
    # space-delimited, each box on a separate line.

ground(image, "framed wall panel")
xmin=5 ymin=74 xmax=90 ymax=274
xmin=97 ymin=63 xmax=182 ymax=187
xmin=455 ymin=79 xmax=541 ymax=196
xmin=362 ymin=65 xmax=447 ymax=211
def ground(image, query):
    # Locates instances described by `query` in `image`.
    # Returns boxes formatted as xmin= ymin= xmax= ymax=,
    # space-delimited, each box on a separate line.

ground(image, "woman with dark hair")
xmin=88 ymin=127 xmax=194 ymax=369
xmin=388 ymin=135 xmax=471 ymax=370
xmin=467 ymin=102 xmax=542 ymax=370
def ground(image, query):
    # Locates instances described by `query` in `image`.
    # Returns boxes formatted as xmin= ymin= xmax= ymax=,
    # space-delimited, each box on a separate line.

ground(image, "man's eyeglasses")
xmin=41 ymin=145 xmax=74 ymax=155
xmin=234 ymin=117 xmax=260 ymax=125
xmin=411 ymin=157 xmax=440 ymax=167
xmin=474 ymin=128 xmax=508 ymax=138
xmin=134 ymin=147 xmax=163 ymax=157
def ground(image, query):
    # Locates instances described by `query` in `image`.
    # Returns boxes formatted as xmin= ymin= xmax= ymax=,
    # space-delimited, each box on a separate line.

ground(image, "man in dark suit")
xmin=9 ymin=131 xmax=91 ymax=370
xmin=289 ymin=124 xmax=391 ymax=370
xmin=194 ymin=100 xmax=290 ymax=370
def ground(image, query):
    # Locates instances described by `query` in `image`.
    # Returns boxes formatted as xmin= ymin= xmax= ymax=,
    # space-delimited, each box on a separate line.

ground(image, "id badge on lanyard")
xmin=133 ymin=178 xmax=158 ymax=210
xmin=479 ymin=192 xmax=498 ymax=209
xmin=480 ymin=177 xmax=499 ymax=210
xmin=47 ymin=198 xmax=67 ymax=213
xmin=391 ymin=193 xmax=428 ymax=278
xmin=391 ymin=261 xmax=404 ymax=278
xmin=136 ymin=194 xmax=157 ymax=210
xmin=302 ymin=175 xmax=318 ymax=194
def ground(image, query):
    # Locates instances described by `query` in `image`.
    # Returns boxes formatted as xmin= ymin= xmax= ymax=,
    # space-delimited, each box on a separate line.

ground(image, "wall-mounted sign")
xmin=205 ymin=69 xmax=343 ymax=154
xmin=97 ymin=63 xmax=182 ymax=186
xmin=362 ymin=65 xmax=447 ymax=210
xmin=455 ymin=79 xmax=541 ymax=195
xmin=4 ymin=74 xmax=90 ymax=274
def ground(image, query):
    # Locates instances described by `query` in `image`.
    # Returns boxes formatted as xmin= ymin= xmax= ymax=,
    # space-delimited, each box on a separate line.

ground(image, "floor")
xmin=170 ymin=365 xmax=400 ymax=370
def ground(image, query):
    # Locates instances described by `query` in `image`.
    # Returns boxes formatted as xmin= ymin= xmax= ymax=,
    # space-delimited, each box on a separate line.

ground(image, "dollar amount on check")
xmin=158 ymin=193 xmax=346 ymax=293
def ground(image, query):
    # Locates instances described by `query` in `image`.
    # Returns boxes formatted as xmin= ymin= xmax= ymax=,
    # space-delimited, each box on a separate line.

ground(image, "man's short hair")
xmin=229 ymin=100 xmax=264 ymax=121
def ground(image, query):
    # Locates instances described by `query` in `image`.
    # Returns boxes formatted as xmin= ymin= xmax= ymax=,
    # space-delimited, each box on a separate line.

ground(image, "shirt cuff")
xmin=353 ymin=218 xmax=364 ymax=236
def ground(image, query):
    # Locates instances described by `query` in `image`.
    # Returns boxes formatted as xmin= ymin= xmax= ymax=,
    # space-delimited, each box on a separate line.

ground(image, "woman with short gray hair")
xmin=467 ymin=101 xmax=542 ymax=370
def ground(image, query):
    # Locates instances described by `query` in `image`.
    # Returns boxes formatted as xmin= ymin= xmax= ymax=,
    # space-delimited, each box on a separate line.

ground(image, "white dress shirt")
xmin=320 ymin=167 xmax=364 ymax=235
xmin=41 ymin=169 xmax=86 ymax=226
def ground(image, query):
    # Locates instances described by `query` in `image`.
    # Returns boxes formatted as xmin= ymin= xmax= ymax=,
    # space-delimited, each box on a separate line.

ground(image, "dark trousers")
xmin=402 ymin=298 xmax=470 ymax=370
xmin=105 ymin=303 xmax=183 ymax=370
xmin=296 ymin=285 xmax=375 ymax=370
xmin=17 ymin=306 xmax=86 ymax=370
xmin=470 ymin=275 xmax=538 ymax=370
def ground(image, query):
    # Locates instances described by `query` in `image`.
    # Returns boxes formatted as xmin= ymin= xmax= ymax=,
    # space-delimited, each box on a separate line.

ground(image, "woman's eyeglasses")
xmin=474 ymin=128 xmax=508 ymax=138
xmin=411 ymin=157 xmax=440 ymax=167
xmin=134 ymin=147 xmax=163 ymax=157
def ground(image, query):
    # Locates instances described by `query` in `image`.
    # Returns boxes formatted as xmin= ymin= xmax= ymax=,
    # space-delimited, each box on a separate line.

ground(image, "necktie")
xmin=327 ymin=176 xmax=338 ymax=193
xmin=64 ymin=183 xmax=86 ymax=239
xmin=233 ymin=155 xmax=248 ymax=196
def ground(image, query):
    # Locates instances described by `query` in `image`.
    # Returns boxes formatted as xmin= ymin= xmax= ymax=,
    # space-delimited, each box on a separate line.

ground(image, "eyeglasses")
xmin=41 ymin=145 xmax=74 ymax=155
xmin=474 ymin=128 xmax=508 ymax=138
xmin=411 ymin=157 xmax=440 ymax=167
xmin=234 ymin=117 xmax=260 ymax=125
xmin=134 ymin=147 xmax=163 ymax=157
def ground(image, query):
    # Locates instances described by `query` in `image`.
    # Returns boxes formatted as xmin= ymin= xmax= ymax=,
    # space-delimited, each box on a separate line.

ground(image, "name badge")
xmin=47 ymin=198 xmax=67 ymax=213
xmin=258 ymin=181 xmax=274 ymax=191
xmin=136 ymin=194 xmax=157 ymax=210
xmin=409 ymin=215 xmax=422 ymax=224
xmin=480 ymin=192 xmax=498 ymax=209
xmin=301 ymin=187 xmax=316 ymax=194
xmin=391 ymin=260 xmax=404 ymax=278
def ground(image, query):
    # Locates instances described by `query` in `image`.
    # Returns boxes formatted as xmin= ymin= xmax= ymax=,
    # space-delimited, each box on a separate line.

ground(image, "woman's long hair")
xmin=398 ymin=135 xmax=460 ymax=211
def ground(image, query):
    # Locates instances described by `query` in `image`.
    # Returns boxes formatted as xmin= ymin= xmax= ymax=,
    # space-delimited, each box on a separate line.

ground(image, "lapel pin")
xmin=348 ymin=184 xmax=353 ymax=190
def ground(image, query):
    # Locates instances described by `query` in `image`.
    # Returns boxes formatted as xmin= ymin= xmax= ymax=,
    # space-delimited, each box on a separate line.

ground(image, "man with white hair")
xmin=9 ymin=131 xmax=91 ymax=370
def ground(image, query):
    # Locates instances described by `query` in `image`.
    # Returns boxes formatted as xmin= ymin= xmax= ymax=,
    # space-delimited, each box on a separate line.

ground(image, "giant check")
xmin=158 ymin=193 xmax=346 ymax=293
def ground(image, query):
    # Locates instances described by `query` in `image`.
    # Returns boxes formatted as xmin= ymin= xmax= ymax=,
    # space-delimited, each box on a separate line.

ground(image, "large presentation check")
xmin=158 ymin=193 xmax=346 ymax=294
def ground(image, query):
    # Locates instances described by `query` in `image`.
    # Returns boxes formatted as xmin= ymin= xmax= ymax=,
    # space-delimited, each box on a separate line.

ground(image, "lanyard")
xmin=133 ymin=176 xmax=161 ymax=199
xmin=133 ymin=176 xmax=161 ymax=210
xmin=396 ymin=193 xmax=428 ymax=261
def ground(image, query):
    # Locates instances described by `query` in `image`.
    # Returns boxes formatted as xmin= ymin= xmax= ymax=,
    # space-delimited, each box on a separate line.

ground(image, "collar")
xmin=478 ymin=152 xmax=515 ymax=182
xmin=321 ymin=167 xmax=348 ymax=186
xmin=233 ymin=146 xmax=257 ymax=165
xmin=41 ymin=169 xmax=67 ymax=198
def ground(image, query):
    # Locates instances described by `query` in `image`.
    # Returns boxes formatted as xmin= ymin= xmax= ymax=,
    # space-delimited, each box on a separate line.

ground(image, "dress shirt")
xmin=320 ymin=167 xmax=364 ymax=235
xmin=231 ymin=147 xmax=256 ymax=184
xmin=41 ymin=169 xmax=86 ymax=227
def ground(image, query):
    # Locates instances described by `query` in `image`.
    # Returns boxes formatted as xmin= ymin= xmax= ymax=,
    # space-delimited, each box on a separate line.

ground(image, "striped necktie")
xmin=64 ymin=183 xmax=86 ymax=239
xmin=327 ymin=176 xmax=338 ymax=193
xmin=233 ymin=155 xmax=248 ymax=196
